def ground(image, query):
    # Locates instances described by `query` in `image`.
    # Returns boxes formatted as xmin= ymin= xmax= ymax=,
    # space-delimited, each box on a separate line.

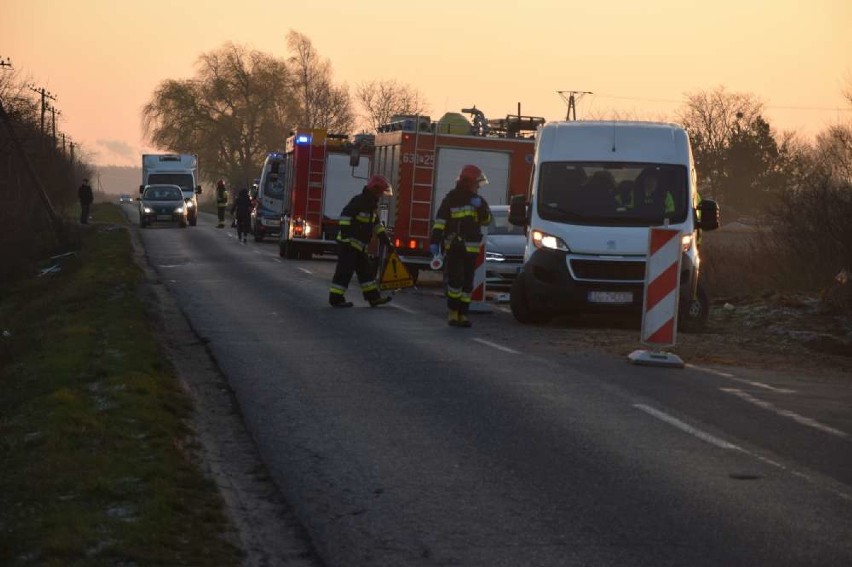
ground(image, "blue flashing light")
xmin=296 ymin=134 xmax=311 ymax=144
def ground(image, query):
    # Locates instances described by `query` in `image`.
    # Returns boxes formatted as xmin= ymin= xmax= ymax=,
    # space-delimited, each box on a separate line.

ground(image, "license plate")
xmin=157 ymin=214 xmax=172 ymax=221
xmin=588 ymin=291 xmax=633 ymax=304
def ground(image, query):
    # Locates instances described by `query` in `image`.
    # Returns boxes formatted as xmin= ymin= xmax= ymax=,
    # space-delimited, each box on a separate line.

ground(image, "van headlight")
xmin=185 ymin=200 xmax=194 ymax=208
xmin=174 ymin=206 xmax=185 ymax=214
xmin=531 ymin=229 xmax=570 ymax=251
xmin=143 ymin=206 xmax=153 ymax=213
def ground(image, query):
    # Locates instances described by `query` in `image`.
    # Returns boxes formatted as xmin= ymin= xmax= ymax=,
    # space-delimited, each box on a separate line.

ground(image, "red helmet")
xmin=366 ymin=174 xmax=393 ymax=197
xmin=216 ymin=179 xmax=226 ymax=189
xmin=457 ymin=164 xmax=488 ymax=190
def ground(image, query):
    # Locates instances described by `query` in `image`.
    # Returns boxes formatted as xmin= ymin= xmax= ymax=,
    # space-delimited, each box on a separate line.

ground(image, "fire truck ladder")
xmin=305 ymin=138 xmax=326 ymax=225
xmin=409 ymin=124 xmax=436 ymax=239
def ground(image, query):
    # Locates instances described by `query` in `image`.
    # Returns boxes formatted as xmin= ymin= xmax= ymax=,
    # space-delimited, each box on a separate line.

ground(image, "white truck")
xmin=508 ymin=121 xmax=720 ymax=331
xmin=140 ymin=154 xmax=202 ymax=226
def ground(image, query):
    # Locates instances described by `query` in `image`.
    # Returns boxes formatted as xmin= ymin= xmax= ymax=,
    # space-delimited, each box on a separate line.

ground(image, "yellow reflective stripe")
xmin=348 ymin=239 xmax=366 ymax=251
xmin=465 ymin=245 xmax=480 ymax=253
xmin=355 ymin=212 xmax=373 ymax=222
xmin=330 ymin=285 xmax=346 ymax=295
xmin=360 ymin=281 xmax=378 ymax=292
xmin=450 ymin=206 xmax=476 ymax=219
xmin=460 ymin=295 xmax=471 ymax=304
xmin=447 ymin=287 xmax=462 ymax=299
xmin=339 ymin=217 xmax=352 ymax=226
xmin=433 ymin=219 xmax=446 ymax=230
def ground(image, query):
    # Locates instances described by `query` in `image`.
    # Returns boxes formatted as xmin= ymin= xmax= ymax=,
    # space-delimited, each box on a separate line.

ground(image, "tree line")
xmin=0 ymin=60 xmax=95 ymax=281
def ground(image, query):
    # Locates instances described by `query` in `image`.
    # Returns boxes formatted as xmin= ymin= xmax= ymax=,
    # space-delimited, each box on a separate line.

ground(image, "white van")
xmin=508 ymin=121 xmax=719 ymax=331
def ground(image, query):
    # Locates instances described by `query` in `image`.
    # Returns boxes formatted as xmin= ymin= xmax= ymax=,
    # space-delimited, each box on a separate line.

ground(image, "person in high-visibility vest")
xmin=215 ymin=179 xmax=229 ymax=228
xmin=637 ymin=169 xmax=675 ymax=216
xmin=328 ymin=174 xmax=395 ymax=308
xmin=430 ymin=164 xmax=492 ymax=328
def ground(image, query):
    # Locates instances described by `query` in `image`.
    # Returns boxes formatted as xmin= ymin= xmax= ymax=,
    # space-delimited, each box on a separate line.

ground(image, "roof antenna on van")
xmin=611 ymin=123 xmax=617 ymax=152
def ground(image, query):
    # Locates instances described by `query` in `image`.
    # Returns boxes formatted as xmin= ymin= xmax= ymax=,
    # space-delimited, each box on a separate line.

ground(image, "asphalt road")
xmin=131 ymin=208 xmax=852 ymax=566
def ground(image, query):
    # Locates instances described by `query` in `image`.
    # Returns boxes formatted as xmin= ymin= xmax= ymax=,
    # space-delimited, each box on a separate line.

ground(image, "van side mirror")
xmin=697 ymin=199 xmax=720 ymax=231
xmin=195 ymin=185 xmax=202 ymax=195
xmin=139 ymin=184 xmax=144 ymax=194
xmin=349 ymin=147 xmax=361 ymax=167
xmin=508 ymin=194 xmax=529 ymax=227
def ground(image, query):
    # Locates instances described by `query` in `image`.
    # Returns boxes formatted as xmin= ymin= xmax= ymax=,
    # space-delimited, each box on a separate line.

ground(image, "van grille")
xmin=570 ymin=259 xmax=645 ymax=282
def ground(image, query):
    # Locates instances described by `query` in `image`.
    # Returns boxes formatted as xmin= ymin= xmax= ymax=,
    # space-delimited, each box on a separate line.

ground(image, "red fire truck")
xmin=368 ymin=109 xmax=543 ymax=280
xmin=276 ymin=127 xmax=373 ymax=259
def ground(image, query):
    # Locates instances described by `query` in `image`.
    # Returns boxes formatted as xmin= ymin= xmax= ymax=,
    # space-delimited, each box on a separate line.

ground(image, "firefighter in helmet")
xmin=329 ymin=174 xmax=395 ymax=308
xmin=215 ymin=179 xmax=229 ymax=228
xmin=430 ymin=164 xmax=492 ymax=327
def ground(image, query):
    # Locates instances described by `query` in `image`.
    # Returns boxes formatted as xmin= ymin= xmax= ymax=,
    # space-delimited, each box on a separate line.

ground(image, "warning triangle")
xmin=379 ymin=251 xmax=415 ymax=290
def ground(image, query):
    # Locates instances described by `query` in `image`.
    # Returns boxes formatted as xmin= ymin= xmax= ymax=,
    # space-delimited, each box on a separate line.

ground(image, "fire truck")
xmin=368 ymin=108 xmax=543 ymax=280
xmin=275 ymin=128 xmax=373 ymax=259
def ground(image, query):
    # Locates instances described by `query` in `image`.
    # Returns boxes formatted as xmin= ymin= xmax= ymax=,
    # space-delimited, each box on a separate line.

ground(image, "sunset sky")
xmin=3 ymin=0 xmax=850 ymax=167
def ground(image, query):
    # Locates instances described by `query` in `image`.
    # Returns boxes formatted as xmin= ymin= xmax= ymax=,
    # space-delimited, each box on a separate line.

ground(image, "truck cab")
xmin=509 ymin=121 xmax=719 ymax=331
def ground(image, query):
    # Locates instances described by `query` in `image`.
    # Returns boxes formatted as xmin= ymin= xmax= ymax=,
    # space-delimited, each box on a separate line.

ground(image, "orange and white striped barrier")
xmin=469 ymin=239 xmax=491 ymax=313
xmin=629 ymin=227 xmax=684 ymax=367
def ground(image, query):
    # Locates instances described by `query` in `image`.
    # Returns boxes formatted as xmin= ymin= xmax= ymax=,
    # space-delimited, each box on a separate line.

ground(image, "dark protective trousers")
xmin=444 ymin=243 xmax=476 ymax=315
xmin=80 ymin=202 xmax=91 ymax=224
xmin=329 ymin=243 xmax=381 ymax=303
xmin=217 ymin=206 xmax=227 ymax=223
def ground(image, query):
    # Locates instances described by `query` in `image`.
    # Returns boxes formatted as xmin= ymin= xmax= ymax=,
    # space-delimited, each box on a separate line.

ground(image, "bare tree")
xmin=676 ymin=86 xmax=765 ymax=204
xmin=142 ymin=43 xmax=298 ymax=189
xmin=286 ymin=30 xmax=354 ymax=133
xmin=355 ymin=79 xmax=429 ymax=131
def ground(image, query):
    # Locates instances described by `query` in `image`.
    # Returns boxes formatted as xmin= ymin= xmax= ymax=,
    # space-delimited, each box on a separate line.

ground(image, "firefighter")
xmin=215 ymin=179 xmax=229 ymax=228
xmin=328 ymin=174 xmax=395 ymax=308
xmin=430 ymin=164 xmax=492 ymax=327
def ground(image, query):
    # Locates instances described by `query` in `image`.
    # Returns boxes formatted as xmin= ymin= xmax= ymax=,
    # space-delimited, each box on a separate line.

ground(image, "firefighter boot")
xmin=369 ymin=295 xmax=392 ymax=307
xmin=447 ymin=309 xmax=460 ymax=326
xmin=329 ymin=293 xmax=353 ymax=308
xmin=456 ymin=313 xmax=473 ymax=328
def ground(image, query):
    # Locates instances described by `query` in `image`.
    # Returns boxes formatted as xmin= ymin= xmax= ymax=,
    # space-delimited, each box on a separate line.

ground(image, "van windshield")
xmin=537 ymin=162 xmax=689 ymax=226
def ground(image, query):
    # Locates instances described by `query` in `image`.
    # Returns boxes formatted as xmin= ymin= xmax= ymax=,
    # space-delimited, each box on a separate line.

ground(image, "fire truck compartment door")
xmin=323 ymin=153 xmax=372 ymax=218
xmin=433 ymin=148 xmax=510 ymax=218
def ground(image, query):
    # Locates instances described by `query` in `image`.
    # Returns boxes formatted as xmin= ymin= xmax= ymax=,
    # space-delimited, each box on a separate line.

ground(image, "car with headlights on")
xmin=138 ymin=184 xmax=188 ymax=228
xmin=485 ymin=205 xmax=526 ymax=289
xmin=119 ymin=193 xmax=134 ymax=205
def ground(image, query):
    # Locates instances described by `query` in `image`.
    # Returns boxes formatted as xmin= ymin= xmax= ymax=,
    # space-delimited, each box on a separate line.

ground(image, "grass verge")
xmin=0 ymin=204 xmax=241 ymax=566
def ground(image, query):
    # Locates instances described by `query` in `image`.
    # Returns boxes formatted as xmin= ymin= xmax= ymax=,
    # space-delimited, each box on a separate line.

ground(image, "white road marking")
xmin=720 ymin=388 xmax=849 ymax=438
xmin=388 ymin=303 xmax=417 ymax=314
xmin=687 ymin=364 xmax=796 ymax=394
xmin=298 ymin=267 xmax=313 ymax=274
xmin=633 ymin=404 xmax=742 ymax=450
xmin=472 ymin=338 xmax=520 ymax=354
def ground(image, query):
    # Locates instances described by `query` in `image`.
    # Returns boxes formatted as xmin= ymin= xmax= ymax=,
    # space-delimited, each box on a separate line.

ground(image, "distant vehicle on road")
xmin=119 ymin=194 xmax=134 ymax=204
xmin=138 ymin=184 xmax=188 ymax=228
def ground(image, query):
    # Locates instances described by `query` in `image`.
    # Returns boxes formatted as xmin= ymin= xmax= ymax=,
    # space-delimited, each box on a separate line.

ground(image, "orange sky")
xmin=3 ymin=0 xmax=850 ymax=166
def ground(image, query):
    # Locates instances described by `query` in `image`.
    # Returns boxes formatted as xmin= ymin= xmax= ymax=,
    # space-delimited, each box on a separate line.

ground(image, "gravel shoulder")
xmin=129 ymin=226 xmax=324 ymax=567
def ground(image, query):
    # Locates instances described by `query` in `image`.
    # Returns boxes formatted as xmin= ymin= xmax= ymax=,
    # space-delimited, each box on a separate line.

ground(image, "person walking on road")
xmin=78 ymin=178 xmax=93 ymax=224
xmin=215 ymin=179 xmax=229 ymax=228
xmin=430 ymin=164 xmax=492 ymax=327
xmin=328 ymin=174 xmax=395 ymax=308
xmin=230 ymin=188 xmax=253 ymax=243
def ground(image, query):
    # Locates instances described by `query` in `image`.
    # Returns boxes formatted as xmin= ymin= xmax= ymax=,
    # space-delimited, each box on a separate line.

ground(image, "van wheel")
xmin=678 ymin=283 xmax=709 ymax=333
xmin=510 ymin=274 xmax=552 ymax=324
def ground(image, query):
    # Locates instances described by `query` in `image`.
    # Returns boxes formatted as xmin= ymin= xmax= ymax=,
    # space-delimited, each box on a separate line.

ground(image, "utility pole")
xmin=0 ymin=55 xmax=12 ymax=71
xmin=50 ymin=105 xmax=61 ymax=148
xmin=28 ymin=85 xmax=56 ymax=139
xmin=557 ymin=90 xmax=593 ymax=121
